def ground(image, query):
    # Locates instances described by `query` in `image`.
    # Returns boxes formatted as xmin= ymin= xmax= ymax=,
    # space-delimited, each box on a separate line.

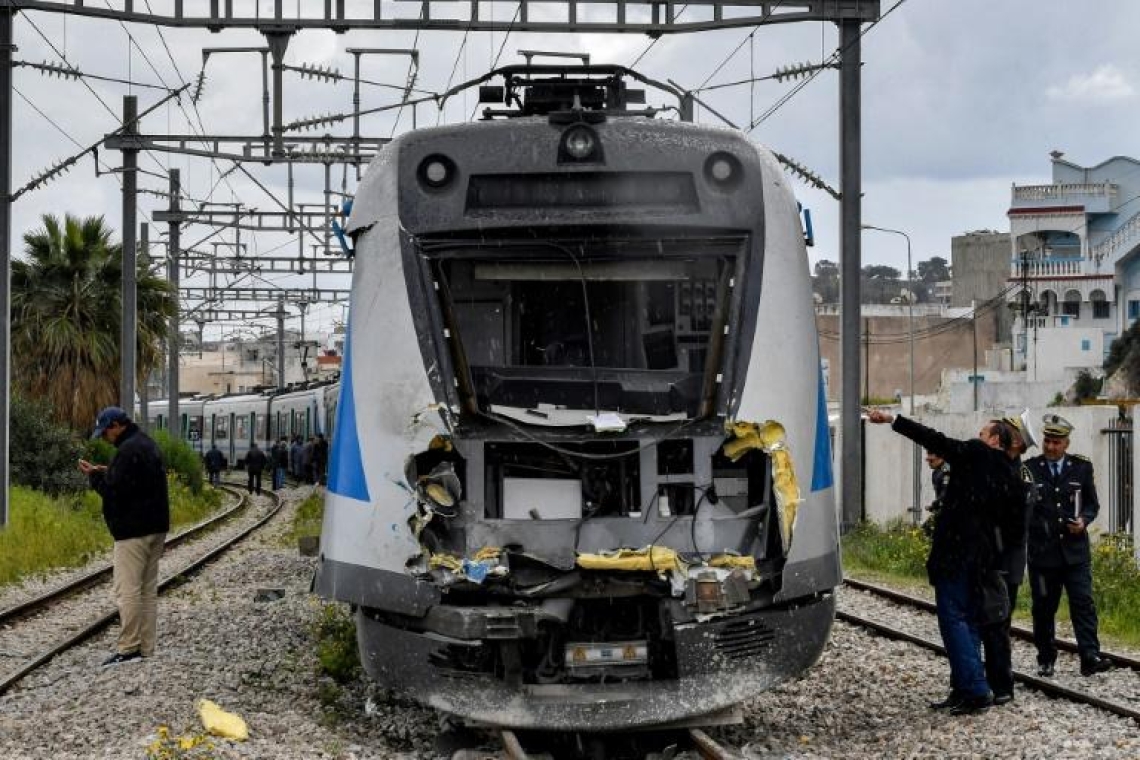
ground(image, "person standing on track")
xmin=245 ymin=441 xmax=268 ymax=496
xmin=204 ymin=443 xmax=226 ymax=487
xmin=270 ymin=437 xmax=290 ymax=490
xmin=79 ymin=407 xmax=170 ymax=667
xmin=866 ymin=410 xmax=1024 ymax=715
xmin=979 ymin=416 xmax=1034 ymax=706
xmin=1026 ymin=415 xmax=1112 ymax=678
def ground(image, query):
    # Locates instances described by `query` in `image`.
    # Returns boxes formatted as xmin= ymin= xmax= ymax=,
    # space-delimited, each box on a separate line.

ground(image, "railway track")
xmin=840 ymin=577 xmax=1140 ymax=722
xmin=0 ymin=484 xmax=284 ymax=695
xmin=467 ymin=729 xmax=743 ymax=756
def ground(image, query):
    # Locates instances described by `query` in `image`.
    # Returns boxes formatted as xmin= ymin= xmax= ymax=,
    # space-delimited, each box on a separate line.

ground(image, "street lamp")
xmin=862 ymin=223 xmax=919 ymax=525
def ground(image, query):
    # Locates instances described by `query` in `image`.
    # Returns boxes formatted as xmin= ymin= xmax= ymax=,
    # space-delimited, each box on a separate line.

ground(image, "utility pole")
xmin=276 ymin=297 xmax=286 ymax=390
xmin=167 ymin=169 xmax=180 ymax=438
xmin=139 ymin=222 xmax=149 ymax=430
xmin=120 ymin=95 xmax=139 ymax=414
xmin=838 ymin=18 xmax=865 ymax=532
xmin=0 ymin=8 xmax=12 ymax=528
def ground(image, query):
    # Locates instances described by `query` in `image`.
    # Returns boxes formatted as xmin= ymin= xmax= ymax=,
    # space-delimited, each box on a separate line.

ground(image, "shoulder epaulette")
xmin=1070 ymin=453 xmax=1091 ymax=463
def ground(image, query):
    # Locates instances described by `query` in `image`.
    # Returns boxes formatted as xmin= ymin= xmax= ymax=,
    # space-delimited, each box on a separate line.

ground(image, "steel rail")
xmin=0 ymin=485 xmax=285 ymax=695
xmin=0 ymin=484 xmax=246 ymax=626
xmin=837 ymin=606 xmax=1140 ymax=723
xmin=844 ymin=577 xmax=1140 ymax=670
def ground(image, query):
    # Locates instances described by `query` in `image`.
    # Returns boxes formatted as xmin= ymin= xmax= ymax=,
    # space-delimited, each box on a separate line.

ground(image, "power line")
xmin=749 ymin=0 xmax=913 ymax=131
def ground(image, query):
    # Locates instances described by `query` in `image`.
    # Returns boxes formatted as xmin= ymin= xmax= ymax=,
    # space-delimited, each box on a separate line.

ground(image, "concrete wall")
xmin=1025 ymin=325 xmax=1108 ymax=382
xmin=817 ymin=308 xmax=998 ymax=402
xmin=952 ymin=231 xmax=1013 ymax=343
xmin=857 ymin=406 xmax=1120 ymax=532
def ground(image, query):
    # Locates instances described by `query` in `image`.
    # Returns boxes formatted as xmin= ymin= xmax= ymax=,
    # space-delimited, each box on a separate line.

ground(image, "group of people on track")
xmin=870 ymin=410 xmax=1111 ymax=716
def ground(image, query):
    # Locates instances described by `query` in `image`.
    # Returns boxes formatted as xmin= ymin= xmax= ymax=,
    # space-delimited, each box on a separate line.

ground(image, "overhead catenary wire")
xmin=749 ymin=0 xmax=913 ymax=131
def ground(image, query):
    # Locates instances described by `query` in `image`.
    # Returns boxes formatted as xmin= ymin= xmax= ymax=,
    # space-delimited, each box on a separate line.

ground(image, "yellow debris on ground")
xmin=197 ymin=698 xmax=249 ymax=741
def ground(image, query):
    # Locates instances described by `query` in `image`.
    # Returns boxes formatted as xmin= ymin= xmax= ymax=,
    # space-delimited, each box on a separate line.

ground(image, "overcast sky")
xmin=7 ymin=0 xmax=1140 ymax=335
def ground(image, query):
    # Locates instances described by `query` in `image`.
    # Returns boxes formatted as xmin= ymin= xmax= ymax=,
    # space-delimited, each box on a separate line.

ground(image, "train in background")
xmin=314 ymin=63 xmax=841 ymax=734
xmin=146 ymin=381 xmax=339 ymax=467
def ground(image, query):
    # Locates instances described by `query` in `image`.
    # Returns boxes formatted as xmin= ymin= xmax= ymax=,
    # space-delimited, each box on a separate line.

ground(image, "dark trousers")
xmin=980 ymin=575 xmax=1019 ymax=697
xmin=247 ymin=471 xmax=262 ymax=495
xmin=934 ymin=575 xmax=988 ymax=698
xmin=1029 ymin=562 xmax=1101 ymax=664
xmin=207 ymin=469 xmax=220 ymax=486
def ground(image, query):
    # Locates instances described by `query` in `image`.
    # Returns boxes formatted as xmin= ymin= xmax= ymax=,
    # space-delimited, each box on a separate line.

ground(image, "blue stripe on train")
xmin=327 ymin=320 xmax=371 ymax=501
xmin=811 ymin=363 xmax=834 ymax=492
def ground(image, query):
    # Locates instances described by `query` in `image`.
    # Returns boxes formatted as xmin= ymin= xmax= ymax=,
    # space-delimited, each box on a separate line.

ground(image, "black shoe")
xmin=101 ymin=650 xmax=142 ymax=668
xmin=928 ymin=692 xmax=963 ymax=710
xmin=1036 ymin=661 xmax=1055 ymax=677
xmin=1081 ymin=656 xmax=1112 ymax=676
xmin=948 ymin=693 xmax=993 ymax=716
xmin=993 ymin=691 xmax=1014 ymax=706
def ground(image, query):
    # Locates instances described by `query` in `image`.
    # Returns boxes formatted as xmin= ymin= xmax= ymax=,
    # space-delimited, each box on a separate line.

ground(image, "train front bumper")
xmin=356 ymin=592 xmax=835 ymax=731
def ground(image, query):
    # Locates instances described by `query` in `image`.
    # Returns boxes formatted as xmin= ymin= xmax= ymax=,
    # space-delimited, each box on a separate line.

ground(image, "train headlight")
xmin=559 ymin=125 xmax=603 ymax=163
xmin=417 ymin=154 xmax=456 ymax=190
xmin=704 ymin=151 xmax=743 ymax=190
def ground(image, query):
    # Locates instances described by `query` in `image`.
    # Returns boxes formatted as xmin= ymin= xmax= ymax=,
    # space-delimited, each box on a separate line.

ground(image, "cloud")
xmin=1047 ymin=64 xmax=1135 ymax=104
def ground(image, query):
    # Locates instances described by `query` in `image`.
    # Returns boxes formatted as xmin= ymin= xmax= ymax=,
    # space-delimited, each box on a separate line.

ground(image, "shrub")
xmin=11 ymin=396 xmax=87 ymax=494
xmin=152 ymin=429 xmax=205 ymax=494
xmin=313 ymin=603 xmax=361 ymax=684
xmin=841 ymin=520 xmax=930 ymax=580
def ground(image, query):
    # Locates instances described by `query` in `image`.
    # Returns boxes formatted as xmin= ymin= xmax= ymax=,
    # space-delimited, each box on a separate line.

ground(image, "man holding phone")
xmin=79 ymin=407 xmax=170 ymax=667
xmin=1025 ymin=415 xmax=1111 ymax=678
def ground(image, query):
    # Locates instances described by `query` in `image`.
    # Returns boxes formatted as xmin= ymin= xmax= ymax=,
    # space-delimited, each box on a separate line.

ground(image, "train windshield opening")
xmin=433 ymin=241 xmax=741 ymax=418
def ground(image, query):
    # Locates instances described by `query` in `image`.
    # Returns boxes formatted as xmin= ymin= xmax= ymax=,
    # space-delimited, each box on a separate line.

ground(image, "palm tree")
xmin=13 ymin=214 xmax=176 ymax=431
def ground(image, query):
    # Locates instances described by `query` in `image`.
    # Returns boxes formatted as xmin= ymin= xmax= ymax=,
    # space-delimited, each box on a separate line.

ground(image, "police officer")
xmin=1026 ymin=414 xmax=1111 ymax=677
xmin=922 ymin=450 xmax=950 ymax=538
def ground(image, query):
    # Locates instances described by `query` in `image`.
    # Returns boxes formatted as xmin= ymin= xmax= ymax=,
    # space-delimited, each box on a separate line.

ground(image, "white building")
xmin=1007 ymin=152 xmax=1140 ymax=377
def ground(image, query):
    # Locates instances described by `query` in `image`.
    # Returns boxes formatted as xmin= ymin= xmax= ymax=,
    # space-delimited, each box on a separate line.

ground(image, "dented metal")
xmin=315 ymin=80 xmax=840 ymax=730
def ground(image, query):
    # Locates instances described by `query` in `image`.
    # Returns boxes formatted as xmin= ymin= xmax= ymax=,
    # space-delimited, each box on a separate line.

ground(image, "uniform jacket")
xmin=89 ymin=423 xmax=171 ymax=541
xmin=891 ymin=416 xmax=1023 ymax=585
xmin=1000 ymin=458 xmax=1036 ymax=585
xmin=1026 ymin=453 xmax=1099 ymax=567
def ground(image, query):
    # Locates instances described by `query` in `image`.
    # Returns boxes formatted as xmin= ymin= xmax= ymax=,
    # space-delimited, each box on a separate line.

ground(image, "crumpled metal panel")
xmin=356 ymin=594 xmax=834 ymax=731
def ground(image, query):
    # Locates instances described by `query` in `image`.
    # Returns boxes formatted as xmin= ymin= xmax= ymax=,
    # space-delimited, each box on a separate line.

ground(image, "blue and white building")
xmin=1007 ymin=152 xmax=1140 ymax=381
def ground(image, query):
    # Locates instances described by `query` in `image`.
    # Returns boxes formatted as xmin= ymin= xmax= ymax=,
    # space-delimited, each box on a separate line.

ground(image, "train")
xmin=313 ymin=64 xmax=841 ymax=732
xmin=146 ymin=381 xmax=339 ymax=467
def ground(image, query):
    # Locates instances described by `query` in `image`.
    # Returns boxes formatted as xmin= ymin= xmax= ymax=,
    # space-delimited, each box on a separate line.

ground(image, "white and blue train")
xmin=314 ymin=65 xmax=840 ymax=731
xmin=147 ymin=382 xmax=339 ymax=467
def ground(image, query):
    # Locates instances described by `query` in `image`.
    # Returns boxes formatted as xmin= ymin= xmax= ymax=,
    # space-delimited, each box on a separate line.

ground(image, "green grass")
xmin=282 ymin=491 xmax=324 ymax=547
xmin=0 ymin=477 xmax=225 ymax=587
xmin=842 ymin=521 xmax=1140 ymax=647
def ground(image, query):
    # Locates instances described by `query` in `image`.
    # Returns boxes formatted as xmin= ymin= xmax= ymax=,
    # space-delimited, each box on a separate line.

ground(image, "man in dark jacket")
xmin=79 ymin=407 xmax=170 ymax=667
xmin=204 ymin=444 xmax=226 ymax=486
xmin=1026 ymin=415 xmax=1111 ymax=677
xmin=868 ymin=410 xmax=1024 ymax=715
xmin=245 ymin=442 xmax=268 ymax=495
xmin=270 ymin=437 xmax=290 ymax=490
xmin=313 ymin=433 xmax=329 ymax=485
xmin=979 ymin=417 xmax=1034 ymax=705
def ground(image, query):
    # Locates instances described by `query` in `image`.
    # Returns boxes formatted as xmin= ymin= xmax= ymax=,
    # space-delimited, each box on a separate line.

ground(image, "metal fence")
xmin=1101 ymin=416 xmax=1133 ymax=535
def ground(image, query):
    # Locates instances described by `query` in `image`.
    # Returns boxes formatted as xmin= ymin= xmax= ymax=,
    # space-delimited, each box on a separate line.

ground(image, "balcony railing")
xmin=1010 ymin=258 xmax=1084 ymax=277
xmin=1091 ymin=209 xmax=1140 ymax=262
xmin=1012 ymin=182 xmax=1117 ymax=203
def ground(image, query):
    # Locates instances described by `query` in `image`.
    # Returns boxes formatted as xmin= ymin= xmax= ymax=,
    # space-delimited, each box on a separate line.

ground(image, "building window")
xmin=1093 ymin=300 xmax=1110 ymax=319
xmin=1130 ymin=300 xmax=1140 ymax=321
xmin=1062 ymin=301 xmax=1080 ymax=318
xmin=1081 ymin=339 xmax=1091 ymax=351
